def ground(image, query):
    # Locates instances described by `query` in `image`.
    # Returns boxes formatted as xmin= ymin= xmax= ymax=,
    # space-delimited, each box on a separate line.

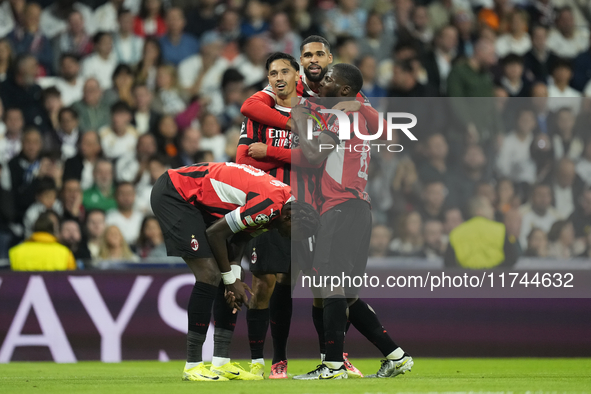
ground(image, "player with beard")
xmin=291 ymin=63 xmax=414 ymax=380
xmin=236 ymin=52 xmax=322 ymax=379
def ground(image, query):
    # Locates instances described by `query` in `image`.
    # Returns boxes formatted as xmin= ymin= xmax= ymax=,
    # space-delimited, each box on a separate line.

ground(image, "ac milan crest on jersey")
xmin=191 ymin=236 xmax=199 ymax=251
xmin=251 ymin=248 xmax=258 ymax=264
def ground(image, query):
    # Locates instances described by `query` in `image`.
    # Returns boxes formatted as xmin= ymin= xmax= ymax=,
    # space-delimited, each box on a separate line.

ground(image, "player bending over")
xmin=291 ymin=63 xmax=414 ymax=380
xmin=150 ymin=162 xmax=319 ymax=382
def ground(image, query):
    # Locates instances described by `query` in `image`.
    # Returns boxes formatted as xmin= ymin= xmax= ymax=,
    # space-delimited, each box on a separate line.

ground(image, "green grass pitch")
xmin=1 ymin=358 xmax=590 ymax=394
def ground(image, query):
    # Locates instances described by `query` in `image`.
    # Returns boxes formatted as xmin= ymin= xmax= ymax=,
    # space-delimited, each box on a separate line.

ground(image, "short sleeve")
xmin=238 ymin=118 xmax=260 ymax=146
xmin=225 ymin=192 xmax=291 ymax=234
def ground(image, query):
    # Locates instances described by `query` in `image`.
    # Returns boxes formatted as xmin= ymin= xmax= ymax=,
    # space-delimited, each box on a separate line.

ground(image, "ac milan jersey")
xmin=305 ymin=100 xmax=371 ymax=215
xmin=167 ymin=162 xmax=293 ymax=234
xmin=238 ymin=104 xmax=320 ymax=208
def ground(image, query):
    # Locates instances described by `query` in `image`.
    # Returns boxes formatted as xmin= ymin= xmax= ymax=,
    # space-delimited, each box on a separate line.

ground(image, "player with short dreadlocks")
xmin=150 ymin=162 xmax=318 ymax=382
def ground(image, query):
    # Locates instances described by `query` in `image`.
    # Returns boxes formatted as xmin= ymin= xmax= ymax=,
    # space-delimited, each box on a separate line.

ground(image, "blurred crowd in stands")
xmin=1 ymin=0 xmax=591 ymax=267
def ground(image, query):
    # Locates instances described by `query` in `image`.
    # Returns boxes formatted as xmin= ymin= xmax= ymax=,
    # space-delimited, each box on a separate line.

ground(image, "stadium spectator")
xmin=216 ymin=9 xmax=242 ymax=48
xmin=495 ymin=9 xmax=531 ymax=57
xmin=497 ymin=54 xmax=530 ymax=97
xmin=578 ymin=227 xmax=591 ymax=258
xmin=417 ymin=134 xmax=459 ymax=204
xmin=0 ymin=0 xmax=21 ymax=39
xmin=171 ymin=126 xmax=201 ymax=168
xmin=51 ymin=11 xmax=93 ymax=70
xmin=391 ymin=157 xmax=421 ymax=219
xmin=154 ymin=115 xmax=179 ymax=158
xmin=443 ymin=207 xmax=464 ymax=235
xmin=41 ymin=87 xmax=63 ymax=135
xmin=497 ymin=178 xmax=518 ymax=214
xmin=547 ymin=219 xmax=577 ymax=259
xmin=82 ymin=158 xmax=116 ymax=211
xmin=422 ymin=25 xmax=458 ymax=96
xmin=530 ymin=132 xmax=554 ymax=183
xmin=530 ymin=82 xmax=552 ymax=134
xmin=546 ymin=7 xmax=589 ymax=60
xmin=94 ymin=0 xmax=124 ymax=33
xmin=84 ymin=208 xmax=106 ymax=259
xmin=178 ymin=32 xmax=228 ymax=100
xmin=133 ymin=0 xmax=166 ymax=37
xmin=241 ymin=0 xmax=269 ymax=38
xmin=264 ymin=12 xmax=302 ymax=59
xmin=135 ymin=154 xmax=169 ymax=214
xmin=44 ymin=107 xmax=80 ymax=160
xmin=323 ymin=0 xmax=367 ymax=40
xmin=99 ymin=101 xmax=139 ymax=160
xmin=40 ymin=0 xmax=95 ymax=40
xmin=445 ymin=196 xmax=517 ymax=268
xmin=524 ymin=25 xmax=558 ymax=84
xmin=183 ymin=0 xmax=218 ymax=39
xmin=0 ymin=55 xmax=47 ymax=130
xmin=552 ymin=107 xmax=583 ymax=160
xmin=519 ymin=183 xmax=562 ymax=247
xmin=575 ymin=139 xmax=591 ymax=185
xmin=60 ymin=178 xmax=83 ymax=222
xmin=455 ymin=144 xmax=490 ymax=208
xmin=421 ymin=219 xmax=446 ymax=260
xmin=134 ymin=37 xmax=162 ymax=91
xmin=357 ymin=12 xmax=394 ymax=64
xmin=503 ymin=208 xmax=523 ymax=253
xmin=569 ymin=188 xmax=591 ymax=241
xmin=159 ymin=8 xmax=199 ymax=66
xmin=0 ymin=39 xmax=12 ymax=82
xmin=496 ymin=107 xmax=537 ymax=185
xmin=389 ymin=211 xmax=423 ymax=257
xmin=23 ymin=176 xmax=62 ymax=238
xmin=105 ymin=182 xmax=143 ymax=246
xmin=523 ymin=227 xmax=549 ymax=257
xmin=98 ymin=224 xmax=138 ymax=260
xmin=9 ymin=210 xmax=76 ymax=271
xmin=113 ymin=8 xmax=144 ymax=66
xmin=81 ymin=32 xmax=118 ymax=90
xmin=419 ymin=181 xmax=447 ymax=223
xmin=40 ymin=54 xmax=84 ymax=107
xmin=136 ymin=215 xmax=166 ymax=258
xmin=0 ymin=108 xmax=24 ymax=164
xmin=8 ymin=127 xmax=44 ymax=224
xmin=369 ymin=224 xmax=393 ymax=258
xmin=389 ymin=59 xmax=432 ymax=97
xmin=199 ymin=113 xmax=227 ymax=162
xmin=357 ymin=55 xmax=386 ymax=100
xmin=153 ymin=64 xmax=187 ymax=115
xmin=233 ymin=35 xmax=268 ymax=87
xmin=212 ymin=68 xmax=246 ymax=129
xmin=333 ymin=35 xmax=359 ymax=66
xmin=72 ymin=79 xmax=111 ymax=132
xmin=453 ymin=9 xmax=477 ymax=59
xmin=59 ymin=217 xmax=90 ymax=260
xmin=7 ymin=3 xmax=53 ymax=75
xmin=546 ymin=59 xmax=581 ymax=114
xmin=0 ymin=163 xmax=14 ymax=258
xmin=104 ymin=64 xmax=135 ymax=107
xmin=116 ymin=132 xmax=157 ymax=185
xmin=526 ymin=0 xmax=556 ymax=28
xmin=62 ymin=130 xmax=101 ymax=190
xmin=131 ymin=84 xmax=159 ymax=135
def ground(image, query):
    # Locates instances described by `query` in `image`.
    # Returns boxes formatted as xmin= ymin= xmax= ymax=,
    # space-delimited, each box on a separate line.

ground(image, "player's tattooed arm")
xmin=206 ymin=218 xmax=251 ymax=311
xmin=291 ymin=105 xmax=337 ymax=165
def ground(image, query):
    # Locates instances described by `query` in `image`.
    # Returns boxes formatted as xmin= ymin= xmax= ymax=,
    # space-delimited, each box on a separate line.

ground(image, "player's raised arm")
xmin=292 ymin=105 xmax=337 ymax=165
xmin=241 ymin=90 xmax=291 ymax=130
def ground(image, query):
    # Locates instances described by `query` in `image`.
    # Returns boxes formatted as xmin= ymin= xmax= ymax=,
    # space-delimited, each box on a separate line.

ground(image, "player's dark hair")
xmin=300 ymin=35 xmax=331 ymax=54
xmin=332 ymin=63 xmax=363 ymax=95
xmin=265 ymin=52 xmax=299 ymax=72
xmin=283 ymin=200 xmax=320 ymax=238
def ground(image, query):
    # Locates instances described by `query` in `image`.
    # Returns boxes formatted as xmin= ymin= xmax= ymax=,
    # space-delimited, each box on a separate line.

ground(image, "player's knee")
xmin=276 ymin=273 xmax=291 ymax=286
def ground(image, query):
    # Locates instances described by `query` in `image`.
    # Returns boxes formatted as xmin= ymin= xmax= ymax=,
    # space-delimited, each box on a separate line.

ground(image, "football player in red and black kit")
xmin=236 ymin=52 xmax=321 ymax=379
xmin=291 ymin=63 xmax=414 ymax=380
xmin=150 ymin=162 xmax=319 ymax=382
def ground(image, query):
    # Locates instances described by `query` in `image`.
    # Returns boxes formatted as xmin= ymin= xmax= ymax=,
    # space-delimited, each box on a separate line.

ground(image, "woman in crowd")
xmin=389 ymin=211 xmax=424 ymax=257
xmin=547 ymin=220 xmax=576 ymax=259
xmin=136 ymin=215 xmax=166 ymax=258
xmin=133 ymin=0 xmax=166 ymax=37
xmin=98 ymin=225 xmax=138 ymax=261
xmin=153 ymin=64 xmax=187 ymax=115
xmin=523 ymin=228 xmax=549 ymax=257
xmin=104 ymin=64 xmax=136 ymax=107
xmin=135 ymin=37 xmax=162 ymax=91
xmin=85 ymin=209 xmax=106 ymax=259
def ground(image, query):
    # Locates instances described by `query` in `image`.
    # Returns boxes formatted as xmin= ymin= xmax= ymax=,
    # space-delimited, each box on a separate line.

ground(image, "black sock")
xmin=345 ymin=319 xmax=351 ymax=334
xmin=213 ymin=283 xmax=237 ymax=358
xmin=312 ymin=305 xmax=326 ymax=355
xmin=186 ymin=282 xmax=217 ymax=362
xmin=270 ymin=283 xmax=292 ymax=363
xmin=247 ymin=308 xmax=269 ymax=360
xmin=323 ymin=296 xmax=347 ymax=363
xmin=348 ymin=298 xmax=398 ymax=357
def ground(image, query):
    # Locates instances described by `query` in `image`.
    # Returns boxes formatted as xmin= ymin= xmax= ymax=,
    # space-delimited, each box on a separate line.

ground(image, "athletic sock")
xmin=186 ymin=282 xmax=217 ymax=363
xmin=270 ymin=282 xmax=292 ymax=363
xmin=348 ymin=298 xmax=398 ymax=357
xmin=323 ymin=296 xmax=347 ymax=363
xmin=185 ymin=361 xmax=202 ymax=370
xmin=252 ymin=357 xmax=265 ymax=365
xmin=386 ymin=348 xmax=406 ymax=360
xmin=312 ymin=305 xmax=326 ymax=355
xmin=213 ymin=283 xmax=237 ymax=360
xmin=247 ymin=308 xmax=269 ymax=360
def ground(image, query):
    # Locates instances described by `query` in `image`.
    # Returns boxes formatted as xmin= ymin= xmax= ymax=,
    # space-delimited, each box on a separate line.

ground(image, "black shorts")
xmin=247 ymin=229 xmax=291 ymax=274
xmin=150 ymin=172 xmax=215 ymax=259
xmin=312 ymin=199 xmax=372 ymax=296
